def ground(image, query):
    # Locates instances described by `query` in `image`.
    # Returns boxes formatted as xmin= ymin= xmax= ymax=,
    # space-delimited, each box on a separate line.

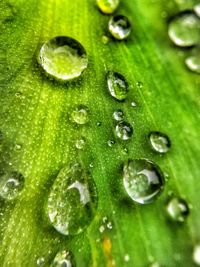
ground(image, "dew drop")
xmin=185 ymin=54 xmax=200 ymax=74
xmin=194 ymin=3 xmax=200 ymax=17
xmin=71 ymin=105 xmax=89 ymax=125
xmin=131 ymin=101 xmax=137 ymax=107
xmin=38 ymin=36 xmax=88 ymax=81
xmin=37 ymin=257 xmax=45 ymax=266
xmin=75 ymin=137 xmax=86 ymax=150
xmin=149 ymin=131 xmax=170 ymax=153
xmin=123 ymin=159 xmax=164 ymax=204
xmin=166 ymin=197 xmax=189 ymax=222
xmin=113 ymin=109 xmax=124 ymax=121
xmin=107 ymin=71 xmax=129 ymax=101
xmin=168 ymin=12 xmax=200 ymax=47
xmin=107 ymin=140 xmax=115 ymax=147
xmin=51 ymin=250 xmax=75 ymax=267
xmin=47 ymin=162 xmax=97 ymax=235
xmin=15 ymin=144 xmax=22 ymax=151
xmin=193 ymin=244 xmax=200 ymax=266
xmin=97 ymin=0 xmax=119 ymax=14
xmin=0 ymin=171 xmax=24 ymax=200
xmin=136 ymin=81 xmax=143 ymax=88
xmin=109 ymin=15 xmax=131 ymax=40
xmin=115 ymin=121 xmax=133 ymax=140
xmin=101 ymin=35 xmax=110 ymax=44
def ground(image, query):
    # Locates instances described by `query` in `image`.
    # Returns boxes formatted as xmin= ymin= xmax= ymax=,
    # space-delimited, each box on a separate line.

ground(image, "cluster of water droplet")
xmin=168 ymin=8 xmax=200 ymax=74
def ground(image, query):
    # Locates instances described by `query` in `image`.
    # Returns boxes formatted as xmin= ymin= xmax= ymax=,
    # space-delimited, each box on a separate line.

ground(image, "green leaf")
xmin=0 ymin=0 xmax=200 ymax=266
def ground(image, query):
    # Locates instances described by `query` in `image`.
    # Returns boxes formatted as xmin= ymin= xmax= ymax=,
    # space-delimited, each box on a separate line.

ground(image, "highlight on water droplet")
xmin=96 ymin=0 xmax=119 ymax=14
xmin=193 ymin=244 xmax=200 ymax=266
xmin=168 ymin=11 xmax=200 ymax=47
xmin=107 ymin=71 xmax=129 ymax=101
xmin=123 ymin=159 xmax=164 ymax=204
xmin=149 ymin=131 xmax=170 ymax=153
xmin=47 ymin=162 xmax=97 ymax=235
xmin=107 ymin=140 xmax=115 ymax=147
xmin=166 ymin=197 xmax=189 ymax=222
xmin=38 ymin=36 xmax=88 ymax=81
xmin=185 ymin=54 xmax=200 ymax=74
xmin=115 ymin=121 xmax=133 ymax=140
xmin=194 ymin=3 xmax=200 ymax=17
xmin=37 ymin=257 xmax=45 ymax=266
xmin=109 ymin=15 xmax=131 ymax=40
xmin=51 ymin=250 xmax=75 ymax=267
xmin=113 ymin=109 xmax=124 ymax=121
xmin=71 ymin=105 xmax=89 ymax=125
xmin=0 ymin=171 xmax=24 ymax=200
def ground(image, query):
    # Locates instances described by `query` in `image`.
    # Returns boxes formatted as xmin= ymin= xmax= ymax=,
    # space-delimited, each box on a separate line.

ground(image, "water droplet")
xmin=115 ymin=121 xmax=133 ymax=140
xmin=38 ymin=36 xmax=88 ymax=81
xmin=97 ymin=121 xmax=102 ymax=126
xmin=47 ymin=162 xmax=97 ymax=235
xmin=0 ymin=171 xmax=24 ymax=200
xmin=168 ymin=12 xmax=200 ymax=47
xmin=185 ymin=54 xmax=200 ymax=74
xmin=15 ymin=144 xmax=22 ymax=151
xmin=37 ymin=257 xmax=45 ymax=266
xmin=193 ymin=244 xmax=200 ymax=266
xmin=75 ymin=137 xmax=86 ymax=150
xmin=107 ymin=71 xmax=129 ymax=101
xmin=109 ymin=15 xmax=131 ymax=40
xmin=131 ymin=101 xmax=137 ymax=107
xmin=136 ymin=81 xmax=143 ymax=88
xmin=194 ymin=3 xmax=200 ymax=17
xmin=113 ymin=109 xmax=124 ymax=121
xmin=124 ymin=254 xmax=130 ymax=262
xmin=149 ymin=131 xmax=170 ymax=153
xmin=0 ymin=130 xmax=3 ymax=144
xmin=107 ymin=140 xmax=115 ymax=147
xmin=166 ymin=197 xmax=189 ymax=222
xmin=99 ymin=225 xmax=105 ymax=233
xmin=123 ymin=159 xmax=164 ymax=204
xmin=71 ymin=105 xmax=89 ymax=125
xmin=97 ymin=0 xmax=119 ymax=14
xmin=51 ymin=250 xmax=75 ymax=267
xmin=101 ymin=35 xmax=110 ymax=44
xmin=107 ymin=221 xmax=112 ymax=229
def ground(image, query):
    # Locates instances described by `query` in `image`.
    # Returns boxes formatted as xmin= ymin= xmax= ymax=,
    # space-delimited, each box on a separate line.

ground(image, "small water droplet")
xmin=37 ymin=257 xmax=45 ymax=266
xmin=194 ymin=3 xmax=200 ymax=17
xmin=193 ymin=244 xmax=200 ymax=266
xmin=107 ymin=140 xmax=115 ymax=147
xmin=185 ymin=54 xmax=200 ymax=74
xmin=131 ymin=101 xmax=137 ymax=107
xmin=136 ymin=81 xmax=143 ymax=88
xmin=115 ymin=121 xmax=133 ymax=140
xmin=47 ymin=162 xmax=97 ymax=235
xmin=166 ymin=197 xmax=189 ymax=222
xmin=168 ymin=12 xmax=200 ymax=47
xmin=71 ymin=105 xmax=89 ymax=125
xmin=113 ymin=109 xmax=124 ymax=121
xmin=124 ymin=254 xmax=130 ymax=262
xmin=107 ymin=71 xmax=129 ymax=101
xmin=51 ymin=250 xmax=75 ymax=267
xmin=149 ymin=131 xmax=170 ymax=153
xmin=75 ymin=137 xmax=86 ymax=150
xmin=38 ymin=36 xmax=88 ymax=81
xmin=107 ymin=221 xmax=112 ymax=229
xmin=123 ymin=159 xmax=164 ymax=204
xmin=15 ymin=92 xmax=25 ymax=99
xmin=97 ymin=0 xmax=119 ymax=14
xmin=15 ymin=144 xmax=22 ymax=151
xmin=99 ymin=225 xmax=105 ymax=233
xmin=101 ymin=35 xmax=110 ymax=44
xmin=109 ymin=15 xmax=131 ymax=40
xmin=97 ymin=121 xmax=102 ymax=126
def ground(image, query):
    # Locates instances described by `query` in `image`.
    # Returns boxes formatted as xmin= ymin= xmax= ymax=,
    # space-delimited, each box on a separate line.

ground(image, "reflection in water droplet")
xmin=193 ymin=244 xmax=200 ymax=266
xmin=75 ymin=137 xmax=86 ymax=150
xmin=97 ymin=0 xmax=119 ymax=14
xmin=71 ymin=105 xmax=89 ymax=125
xmin=194 ymin=3 xmax=200 ymax=17
xmin=107 ymin=71 xmax=129 ymax=101
xmin=166 ymin=197 xmax=189 ymax=222
xmin=123 ymin=159 xmax=164 ymax=204
xmin=109 ymin=15 xmax=131 ymax=40
xmin=185 ymin=54 xmax=200 ymax=74
xmin=47 ymin=163 xmax=97 ymax=235
xmin=0 ymin=171 xmax=24 ymax=200
xmin=113 ymin=109 xmax=124 ymax=121
xmin=149 ymin=131 xmax=170 ymax=153
xmin=168 ymin=12 xmax=200 ymax=47
xmin=115 ymin=121 xmax=133 ymax=140
xmin=38 ymin=36 xmax=88 ymax=81
xmin=51 ymin=250 xmax=75 ymax=267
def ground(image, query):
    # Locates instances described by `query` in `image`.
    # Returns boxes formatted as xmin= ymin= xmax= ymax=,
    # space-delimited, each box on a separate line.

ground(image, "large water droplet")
xmin=109 ymin=15 xmax=131 ymax=40
xmin=38 ymin=36 xmax=88 ymax=81
xmin=115 ymin=121 xmax=133 ymax=140
xmin=149 ymin=131 xmax=170 ymax=153
xmin=0 ymin=171 xmax=24 ymax=200
xmin=123 ymin=159 xmax=164 ymax=204
xmin=97 ymin=0 xmax=119 ymax=14
xmin=166 ymin=197 xmax=189 ymax=222
xmin=185 ymin=54 xmax=200 ymax=74
xmin=51 ymin=250 xmax=75 ymax=267
xmin=193 ymin=244 xmax=200 ymax=266
xmin=107 ymin=71 xmax=128 ymax=101
xmin=113 ymin=109 xmax=124 ymax=121
xmin=47 ymin=162 xmax=97 ymax=235
xmin=75 ymin=137 xmax=86 ymax=150
xmin=71 ymin=105 xmax=89 ymax=125
xmin=168 ymin=12 xmax=200 ymax=47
